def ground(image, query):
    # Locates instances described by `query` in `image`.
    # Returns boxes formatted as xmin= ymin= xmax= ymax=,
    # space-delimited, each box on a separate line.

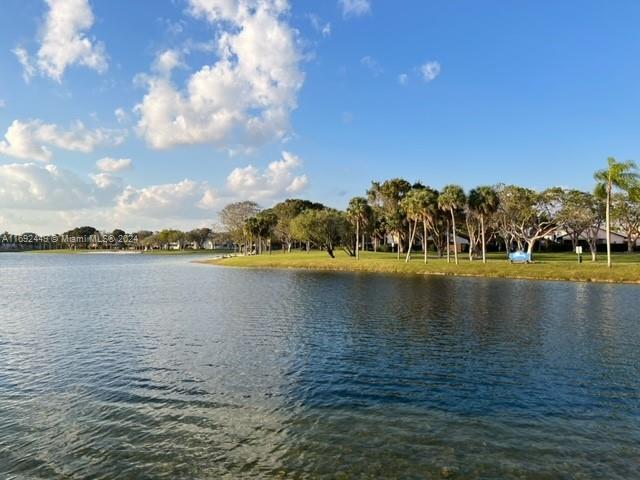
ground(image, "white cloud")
xmin=15 ymin=0 xmax=108 ymax=82
xmin=153 ymin=49 xmax=184 ymax=74
xmin=0 ymin=119 xmax=125 ymax=162
xmin=13 ymin=47 xmax=36 ymax=82
xmin=339 ymin=0 xmax=371 ymax=18
xmin=341 ymin=111 xmax=353 ymax=124
xmin=0 ymin=99 xmax=6 ymax=108
xmin=115 ymin=180 xmax=219 ymax=218
xmin=398 ymin=73 xmax=408 ymax=86
xmin=96 ymin=157 xmax=133 ymax=173
xmin=360 ymin=55 xmax=382 ymax=76
xmin=0 ymin=163 xmax=95 ymax=210
xmin=421 ymin=61 xmax=441 ymax=82
xmin=90 ymin=172 xmax=123 ymax=192
xmin=226 ymin=150 xmax=308 ymax=200
xmin=135 ymin=0 xmax=304 ymax=151
xmin=114 ymin=108 xmax=129 ymax=124
xmin=308 ymin=14 xmax=331 ymax=37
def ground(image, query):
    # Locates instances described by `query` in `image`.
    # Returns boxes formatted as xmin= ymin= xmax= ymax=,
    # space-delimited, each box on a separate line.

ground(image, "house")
xmin=555 ymin=228 xmax=637 ymax=246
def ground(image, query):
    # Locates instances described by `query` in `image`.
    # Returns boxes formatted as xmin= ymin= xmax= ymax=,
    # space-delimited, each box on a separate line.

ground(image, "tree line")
xmin=0 ymin=226 xmax=232 ymax=251
xmin=220 ymin=158 xmax=640 ymax=267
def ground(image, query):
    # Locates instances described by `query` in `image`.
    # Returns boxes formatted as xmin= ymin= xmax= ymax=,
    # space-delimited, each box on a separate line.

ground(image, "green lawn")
xmin=25 ymin=248 xmax=232 ymax=255
xmin=206 ymin=250 xmax=640 ymax=284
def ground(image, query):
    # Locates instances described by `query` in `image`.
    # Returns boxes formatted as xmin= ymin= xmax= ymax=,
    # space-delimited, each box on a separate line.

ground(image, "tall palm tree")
xmin=594 ymin=157 xmax=639 ymax=268
xmin=400 ymin=190 xmax=422 ymax=263
xmin=347 ymin=197 xmax=372 ymax=260
xmin=468 ymin=186 xmax=500 ymax=264
xmin=438 ymin=185 xmax=466 ymax=265
xmin=404 ymin=187 xmax=438 ymax=263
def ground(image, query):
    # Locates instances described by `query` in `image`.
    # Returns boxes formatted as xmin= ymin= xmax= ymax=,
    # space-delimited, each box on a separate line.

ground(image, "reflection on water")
xmin=1 ymin=253 xmax=639 ymax=478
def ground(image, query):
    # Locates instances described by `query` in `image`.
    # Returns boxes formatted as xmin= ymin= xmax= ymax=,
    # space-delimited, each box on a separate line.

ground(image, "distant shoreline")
xmin=202 ymin=251 xmax=640 ymax=285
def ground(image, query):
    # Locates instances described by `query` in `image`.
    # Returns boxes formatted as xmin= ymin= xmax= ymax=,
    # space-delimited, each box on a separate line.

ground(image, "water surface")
xmin=1 ymin=253 xmax=639 ymax=478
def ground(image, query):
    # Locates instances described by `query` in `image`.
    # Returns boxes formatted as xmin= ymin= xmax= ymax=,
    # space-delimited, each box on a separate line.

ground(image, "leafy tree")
xmin=272 ymin=199 xmax=324 ymax=252
xmin=367 ymin=178 xmax=412 ymax=259
xmin=186 ymin=228 xmax=212 ymax=249
xmin=346 ymin=197 xmax=373 ymax=260
xmin=438 ymin=185 xmax=466 ymax=264
xmin=495 ymin=185 xmax=560 ymax=258
xmin=220 ymin=201 xmax=260 ymax=253
xmin=255 ymin=210 xmax=278 ymax=254
xmin=611 ymin=192 xmax=640 ymax=253
xmin=594 ymin=157 xmax=640 ymax=267
xmin=556 ymin=190 xmax=600 ymax=252
xmin=290 ymin=209 xmax=349 ymax=258
xmin=468 ymin=186 xmax=500 ymax=263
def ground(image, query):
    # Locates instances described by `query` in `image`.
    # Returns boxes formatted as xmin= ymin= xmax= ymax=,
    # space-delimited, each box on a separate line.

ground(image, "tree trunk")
xmin=450 ymin=209 xmax=458 ymax=265
xmin=606 ymin=183 xmax=611 ymax=268
xmin=481 ymin=214 xmax=487 ymax=264
xmin=628 ymin=238 xmax=634 ymax=253
xmin=355 ymin=220 xmax=360 ymax=260
xmin=326 ymin=244 xmax=335 ymax=258
xmin=527 ymin=240 xmax=535 ymax=258
xmin=423 ymin=219 xmax=428 ymax=264
xmin=446 ymin=220 xmax=450 ymax=264
xmin=405 ymin=220 xmax=418 ymax=263
xmin=589 ymin=239 xmax=597 ymax=262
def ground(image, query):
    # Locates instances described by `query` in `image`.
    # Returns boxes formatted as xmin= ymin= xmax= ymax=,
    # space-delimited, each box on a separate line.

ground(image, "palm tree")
xmin=347 ymin=197 xmax=372 ymax=260
xmin=438 ymin=185 xmax=466 ymax=265
xmin=401 ymin=187 xmax=439 ymax=264
xmin=594 ymin=157 xmax=639 ymax=268
xmin=400 ymin=190 xmax=422 ymax=263
xmin=468 ymin=186 xmax=500 ymax=264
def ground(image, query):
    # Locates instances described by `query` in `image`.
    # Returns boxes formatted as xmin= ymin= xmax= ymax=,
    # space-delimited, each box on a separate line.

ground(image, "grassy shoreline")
xmin=19 ymin=249 xmax=231 ymax=256
xmin=203 ymin=250 xmax=640 ymax=284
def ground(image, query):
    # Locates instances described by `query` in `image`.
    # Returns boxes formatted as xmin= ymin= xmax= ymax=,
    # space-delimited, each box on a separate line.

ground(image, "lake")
xmin=1 ymin=253 xmax=639 ymax=478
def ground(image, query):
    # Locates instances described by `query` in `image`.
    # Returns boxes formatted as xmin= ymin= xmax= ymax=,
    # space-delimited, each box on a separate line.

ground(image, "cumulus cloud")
xmin=153 ymin=49 xmax=184 ymax=74
xmin=0 ymin=119 xmax=125 ymax=162
xmin=398 ymin=73 xmax=408 ymax=86
xmin=134 ymin=0 xmax=304 ymax=151
xmin=15 ymin=0 xmax=108 ymax=82
xmin=96 ymin=157 xmax=133 ymax=173
xmin=0 ymin=163 xmax=95 ymax=210
xmin=339 ymin=0 xmax=371 ymax=18
xmin=421 ymin=61 xmax=441 ymax=82
xmin=226 ymin=150 xmax=308 ymax=200
xmin=115 ymin=180 xmax=219 ymax=218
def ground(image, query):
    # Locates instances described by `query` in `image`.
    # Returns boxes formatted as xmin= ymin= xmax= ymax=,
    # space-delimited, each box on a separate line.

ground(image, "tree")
xmin=438 ymin=185 xmax=466 ymax=265
xmin=290 ymin=209 xmax=349 ymax=258
xmin=367 ymin=178 xmax=412 ymax=259
xmin=346 ymin=197 xmax=373 ymax=260
xmin=556 ymin=190 xmax=599 ymax=252
xmin=220 ymin=201 xmax=260 ymax=253
xmin=594 ymin=157 xmax=639 ymax=267
xmin=468 ymin=186 xmax=500 ymax=264
xmin=494 ymin=185 xmax=560 ymax=259
xmin=400 ymin=187 xmax=439 ymax=263
xmin=272 ymin=199 xmax=324 ymax=252
xmin=611 ymin=192 xmax=640 ymax=253
xmin=186 ymin=228 xmax=212 ymax=249
xmin=255 ymin=210 xmax=278 ymax=254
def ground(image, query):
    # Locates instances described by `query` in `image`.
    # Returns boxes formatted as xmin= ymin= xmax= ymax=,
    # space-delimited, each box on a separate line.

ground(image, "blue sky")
xmin=1 ymin=0 xmax=639 ymax=232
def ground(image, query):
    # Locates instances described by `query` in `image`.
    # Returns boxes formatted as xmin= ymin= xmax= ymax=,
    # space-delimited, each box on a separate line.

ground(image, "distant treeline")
xmin=3 ymin=159 xmax=639 ymax=266
xmin=218 ymin=158 xmax=640 ymax=266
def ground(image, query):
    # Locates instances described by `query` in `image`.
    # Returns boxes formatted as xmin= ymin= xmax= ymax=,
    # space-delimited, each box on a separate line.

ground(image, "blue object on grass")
xmin=509 ymin=251 xmax=531 ymax=263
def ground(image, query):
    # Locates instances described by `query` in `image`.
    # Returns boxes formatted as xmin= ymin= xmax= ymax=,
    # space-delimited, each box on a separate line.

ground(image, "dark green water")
xmin=1 ymin=254 xmax=639 ymax=479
